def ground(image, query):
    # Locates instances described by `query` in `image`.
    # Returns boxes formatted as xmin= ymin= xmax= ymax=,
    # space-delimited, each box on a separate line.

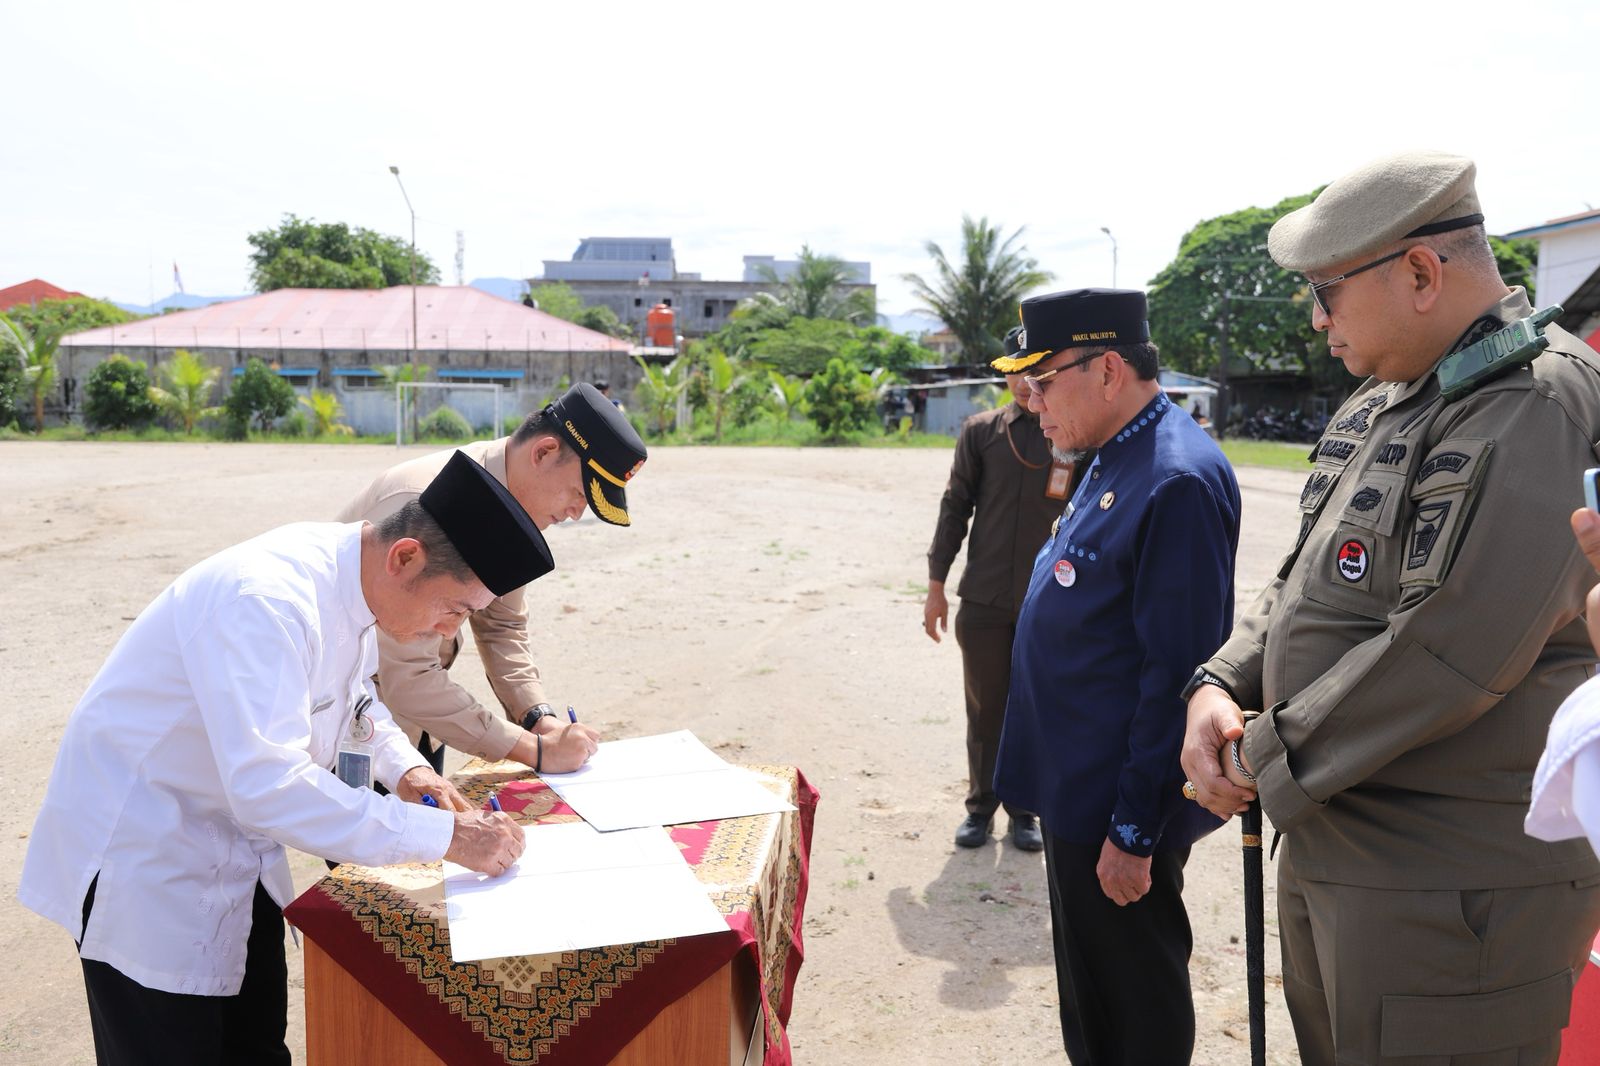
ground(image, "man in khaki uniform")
xmin=1180 ymin=151 xmax=1600 ymax=1064
xmin=924 ymin=325 xmax=1078 ymax=852
xmin=339 ymin=383 xmax=648 ymax=775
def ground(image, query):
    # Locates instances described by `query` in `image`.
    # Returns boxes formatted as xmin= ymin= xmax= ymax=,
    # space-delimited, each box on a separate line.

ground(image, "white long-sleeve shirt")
xmin=1527 ymin=673 xmax=1600 ymax=850
xmin=18 ymin=522 xmax=455 ymax=996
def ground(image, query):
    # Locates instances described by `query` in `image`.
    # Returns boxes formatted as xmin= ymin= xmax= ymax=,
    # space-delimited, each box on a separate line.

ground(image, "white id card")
xmin=336 ymin=695 xmax=376 ymax=790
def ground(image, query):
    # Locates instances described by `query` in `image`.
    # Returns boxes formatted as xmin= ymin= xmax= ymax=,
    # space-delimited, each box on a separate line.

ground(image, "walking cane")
xmin=1240 ymin=709 xmax=1266 ymax=1066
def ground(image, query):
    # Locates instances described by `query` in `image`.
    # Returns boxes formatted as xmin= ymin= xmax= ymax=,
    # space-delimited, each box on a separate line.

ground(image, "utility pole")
xmin=1100 ymin=226 xmax=1119 ymax=288
xmin=388 ymin=166 xmax=418 ymax=365
xmin=1217 ymin=294 xmax=1231 ymax=438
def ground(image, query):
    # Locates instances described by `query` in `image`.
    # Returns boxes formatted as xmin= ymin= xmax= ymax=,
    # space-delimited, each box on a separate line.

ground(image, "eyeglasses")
xmin=1307 ymin=249 xmax=1448 ymax=318
xmin=1020 ymin=350 xmax=1106 ymax=399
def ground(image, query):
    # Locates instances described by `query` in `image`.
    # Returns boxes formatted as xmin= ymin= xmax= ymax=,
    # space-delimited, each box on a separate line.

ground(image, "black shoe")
xmin=954 ymin=813 xmax=992 ymax=848
xmin=1010 ymin=814 xmax=1044 ymax=852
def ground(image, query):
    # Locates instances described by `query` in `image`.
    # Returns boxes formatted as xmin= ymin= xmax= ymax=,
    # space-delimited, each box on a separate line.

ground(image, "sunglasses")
xmin=1308 ymin=249 xmax=1448 ymax=318
xmin=1020 ymin=349 xmax=1106 ymax=399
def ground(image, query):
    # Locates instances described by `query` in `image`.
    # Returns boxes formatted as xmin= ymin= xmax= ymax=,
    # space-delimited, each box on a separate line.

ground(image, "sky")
xmin=5 ymin=0 xmax=1598 ymax=319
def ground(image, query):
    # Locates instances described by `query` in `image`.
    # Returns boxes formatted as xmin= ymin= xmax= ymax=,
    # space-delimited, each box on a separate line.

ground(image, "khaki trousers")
xmin=1279 ymin=860 xmax=1600 ymax=1065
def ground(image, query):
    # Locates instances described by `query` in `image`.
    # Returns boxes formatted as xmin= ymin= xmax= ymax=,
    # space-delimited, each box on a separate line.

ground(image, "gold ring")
xmin=1182 ymin=781 xmax=1198 ymax=801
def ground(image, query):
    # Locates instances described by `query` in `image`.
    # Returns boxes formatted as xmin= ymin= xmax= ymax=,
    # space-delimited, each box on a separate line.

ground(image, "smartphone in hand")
xmin=1585 ymin=468 xmax=1600 ymax=513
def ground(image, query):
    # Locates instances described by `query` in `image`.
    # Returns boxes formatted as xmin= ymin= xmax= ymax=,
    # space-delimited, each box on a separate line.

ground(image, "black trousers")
xmin=79 ymin=877 xmax=291 ymax=1066
xmin=1042 ymin=832 xmax=1195 ymax=1065
xmin=954 ymin=599 xmax=1033 ymax=820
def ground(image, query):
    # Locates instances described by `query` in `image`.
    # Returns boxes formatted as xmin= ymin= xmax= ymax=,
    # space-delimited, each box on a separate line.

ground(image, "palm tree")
xmin=148 ymin=349 xmax=222 ymax=435
xmin=752 ymin=246 xmax=876 ymax=325
xmin=300 ymin=388 xmax=354 ymax=437
xmin=902 ymin=216 xmax=1053 ymax=363
xmin=0 ymin=312 xmax=62 ymax=432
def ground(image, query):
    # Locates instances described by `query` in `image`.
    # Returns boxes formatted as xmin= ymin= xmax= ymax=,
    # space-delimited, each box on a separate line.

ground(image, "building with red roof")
xmin=0 ymin=278 xmax=84 ymax=313
xmin=59 ymin=286 xmax=637 ymax=434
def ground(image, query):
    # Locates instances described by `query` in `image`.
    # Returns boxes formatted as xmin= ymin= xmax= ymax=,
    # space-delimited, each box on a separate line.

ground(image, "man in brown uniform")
xmin=338 ymin=383 xmax=648 ymax=776
xmin=924 ymin=325 xmax=1080 ymax=852
xmin=1180 ymin=151 xmax=1600 ymax=1064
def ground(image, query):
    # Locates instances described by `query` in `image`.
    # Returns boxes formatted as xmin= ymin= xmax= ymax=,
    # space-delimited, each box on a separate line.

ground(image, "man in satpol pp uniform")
xmin=339 ymin=382 xmax=647 ymax=777
xmin=995 ymin=288 xmax=1239 ymax=1064
xmin=1181 ymin=151 xmax=1600 ymax=1065
xmin=924 ymin=324 xmax=1083 ymax=852
xmin=19 ymin=452 xmax=536 ymax=1064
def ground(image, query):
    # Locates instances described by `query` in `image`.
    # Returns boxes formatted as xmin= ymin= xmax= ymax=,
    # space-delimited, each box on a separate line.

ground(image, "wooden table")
xmin=287 ymin=763 xmax=814 ymax=1066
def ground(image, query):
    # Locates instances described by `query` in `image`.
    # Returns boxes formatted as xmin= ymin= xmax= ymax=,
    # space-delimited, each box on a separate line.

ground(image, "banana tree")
xmin=633 ymin=355 xmax=688 ymax=437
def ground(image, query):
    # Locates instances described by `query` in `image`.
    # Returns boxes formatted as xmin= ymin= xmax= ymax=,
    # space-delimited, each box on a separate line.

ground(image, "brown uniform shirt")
xmin=1208 ymin=289 xmax=1600 ymax=890
xmin=928 ymin=403 xmax=1064 ymax=613
xmin=337 ymin=438 xmax=543 ymax=760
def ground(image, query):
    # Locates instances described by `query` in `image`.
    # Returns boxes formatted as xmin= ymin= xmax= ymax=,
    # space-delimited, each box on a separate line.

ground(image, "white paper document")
xmin=538 ymin=729 xmax=797 ymax=832
xmin=443 ymin=822 xmax=729 ymax=963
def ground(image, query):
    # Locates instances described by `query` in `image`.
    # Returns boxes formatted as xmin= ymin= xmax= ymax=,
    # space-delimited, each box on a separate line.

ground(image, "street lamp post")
xmin=389 ymin=166 xmax=418 ymax=364
xmin=1100 ymin=226 xmax=1119 ymax=288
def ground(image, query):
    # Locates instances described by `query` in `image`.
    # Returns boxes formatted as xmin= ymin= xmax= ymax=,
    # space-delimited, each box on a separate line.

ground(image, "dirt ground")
xmin=0 ymin=441 xmax=1307 ymax=1065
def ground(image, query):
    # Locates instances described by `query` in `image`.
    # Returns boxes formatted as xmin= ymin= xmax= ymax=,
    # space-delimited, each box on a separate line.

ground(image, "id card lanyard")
xmin=1004 ymin=417 xmax=1075 ymax=500
xmin=336 ymin=693 xmax=376 ymax=790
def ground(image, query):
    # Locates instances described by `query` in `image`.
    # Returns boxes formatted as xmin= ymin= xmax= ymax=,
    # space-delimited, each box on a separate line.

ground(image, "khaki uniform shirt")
xmin=337 ymin=438 xmax=543 ymax=760
xmin=927 ymin=403 xmax=1064 ymax=613
xmin=1208 ymin=289 xmax=1600 ymax=890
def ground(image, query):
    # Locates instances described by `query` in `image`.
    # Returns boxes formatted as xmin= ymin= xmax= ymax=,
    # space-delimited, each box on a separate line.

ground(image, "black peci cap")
xmin=544 ymin=383 xmax=649 ymax=527
xmin=418 ymin=451 xmax=555 ymax=596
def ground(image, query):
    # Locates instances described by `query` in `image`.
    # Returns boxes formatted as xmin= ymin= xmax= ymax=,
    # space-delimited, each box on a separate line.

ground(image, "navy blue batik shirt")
xmin=994 ymin=391 xmax=1240 ymax=856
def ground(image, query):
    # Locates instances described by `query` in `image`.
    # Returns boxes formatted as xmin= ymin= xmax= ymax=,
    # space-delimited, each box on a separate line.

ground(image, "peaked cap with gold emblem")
xmin=992 ymin=289 xmax=1151 ymax=373
xmin=544 ymin=382 xmax=648 ymax=527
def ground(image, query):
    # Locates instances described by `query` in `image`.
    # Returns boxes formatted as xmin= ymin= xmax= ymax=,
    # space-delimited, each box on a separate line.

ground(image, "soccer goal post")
xmin=394 ymin=381 xmax=505 ymax=447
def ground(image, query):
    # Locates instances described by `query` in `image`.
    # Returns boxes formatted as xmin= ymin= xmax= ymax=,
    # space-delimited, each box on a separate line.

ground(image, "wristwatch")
xmin=1180 ymin=666 xmax=1234 ymax=704
xmin=520 ymin=703 xmax=557 ymax=731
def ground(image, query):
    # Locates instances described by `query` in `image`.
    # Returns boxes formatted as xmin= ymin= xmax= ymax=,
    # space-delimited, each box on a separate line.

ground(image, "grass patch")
xmin=1219 ymin=438 xmax=1313 ymax=471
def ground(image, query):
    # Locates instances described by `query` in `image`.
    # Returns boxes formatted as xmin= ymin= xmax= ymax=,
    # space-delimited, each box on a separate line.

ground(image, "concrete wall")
xmin=538 ymin=278 xmax=876 ymax=339
xmin=55 ymin=345 xmax=643 ymax=436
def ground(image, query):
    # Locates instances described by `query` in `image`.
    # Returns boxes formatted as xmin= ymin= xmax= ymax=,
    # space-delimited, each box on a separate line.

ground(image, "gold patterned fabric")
xmin=286 ymin=762 xmax=817 ymax=1065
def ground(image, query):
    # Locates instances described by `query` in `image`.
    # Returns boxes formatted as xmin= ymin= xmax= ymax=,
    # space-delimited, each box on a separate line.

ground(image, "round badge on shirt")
xmin=1054 ymin=559 xmax=1076 ymax=587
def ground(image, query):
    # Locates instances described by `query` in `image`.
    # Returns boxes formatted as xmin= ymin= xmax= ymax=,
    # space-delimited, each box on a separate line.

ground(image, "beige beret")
xmin=1268 ymin=150 xmax=1483 ymax=273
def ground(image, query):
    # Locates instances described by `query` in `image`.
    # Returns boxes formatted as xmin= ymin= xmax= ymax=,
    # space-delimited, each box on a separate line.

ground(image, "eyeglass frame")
xmin=1020 ymin=349 xmax=1108 ymax=400
xmin=1307 ymin=247 xmax=1449 ymax=318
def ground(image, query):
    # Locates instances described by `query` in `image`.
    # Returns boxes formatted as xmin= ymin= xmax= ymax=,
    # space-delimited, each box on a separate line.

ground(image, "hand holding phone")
xmin=1585 ymin=468 xmax=1600 ymax=514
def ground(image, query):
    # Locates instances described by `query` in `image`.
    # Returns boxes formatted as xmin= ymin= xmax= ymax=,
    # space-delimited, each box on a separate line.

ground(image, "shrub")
xmin=84 ymin=355 xmax=159 ymax=430
xmin=803 ymin=358 xmax=878 ymax=440
xmin=418 ymin=405 xmax=472 ymax=440
xmin=223 ymin=358 xmax=297 ymax=432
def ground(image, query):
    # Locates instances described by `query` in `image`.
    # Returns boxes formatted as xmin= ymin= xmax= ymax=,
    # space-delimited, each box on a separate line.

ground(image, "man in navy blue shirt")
xmin=993 ymin=288 xmax=1240 ymax=1064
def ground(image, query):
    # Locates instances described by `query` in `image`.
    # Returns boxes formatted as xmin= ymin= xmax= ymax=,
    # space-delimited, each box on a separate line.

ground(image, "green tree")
xmin=1490 ymin=235 xmax=1538 ymax=300
xmin=84 ymin=355 xmax=159 ymax=430
xmin=574 ymin=304 xmax=632 ymax=339
xmin=1146 ymin=192 xmax=1321 ymax=383
xmin=300 ymin=388 xmax=354 ymax=436
xmin=633 ymin=356 xmax=688 ymax=437
xmin=840 ymin=326 xmax=935 ymax=375
xmin=751 ymin=246 xmax=876 ymax=325
xmin=524 ymin=281 xmax=585 ymax=321
xmin=150 ymin=350 xmax=223 ymax=434
xmin=803 ymin=357 xmax=877 ymax=440
xmin=248 ymin=214 xmax=439 ymax=292
xmin=903 ymin=216 xmax=1052 ymax=362
xmin=4 ymin=296 xmax=135 ymax=339
xmin=745 ymin=317 xmax=857 ymax=377
xmin=0 ymin=312 xmax=62 ymax=431
xmin=223 ymin=358 xmax=297 ymax=433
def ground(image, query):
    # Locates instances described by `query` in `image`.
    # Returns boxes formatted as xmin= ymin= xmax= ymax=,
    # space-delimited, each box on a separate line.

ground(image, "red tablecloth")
xmin=1560 ymin=933 xmax=1600 ymax=1065
xmin=286 ymin=762 xmax=817 ymax=1065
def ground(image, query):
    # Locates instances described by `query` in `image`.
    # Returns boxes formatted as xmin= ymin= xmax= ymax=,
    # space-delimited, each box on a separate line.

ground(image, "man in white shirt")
xmin=19 ymin=452 xmax=542 ymax=1066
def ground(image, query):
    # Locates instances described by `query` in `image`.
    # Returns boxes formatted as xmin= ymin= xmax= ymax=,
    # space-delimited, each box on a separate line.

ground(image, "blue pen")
xmin=420 ymin=794 xmax=439 ymax=808
xmin=567 ymin=705 xmax=578 ymax=724
xmin=488 ymin=792 xmax=503 ymax=812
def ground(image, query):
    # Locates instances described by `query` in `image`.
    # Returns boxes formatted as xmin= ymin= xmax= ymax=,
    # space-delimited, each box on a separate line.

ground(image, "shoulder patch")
xmin=1376 ymin=442 xmax=1408 ymax=466
xmin=1411 ymin=438 xmax=1493 ymax=499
